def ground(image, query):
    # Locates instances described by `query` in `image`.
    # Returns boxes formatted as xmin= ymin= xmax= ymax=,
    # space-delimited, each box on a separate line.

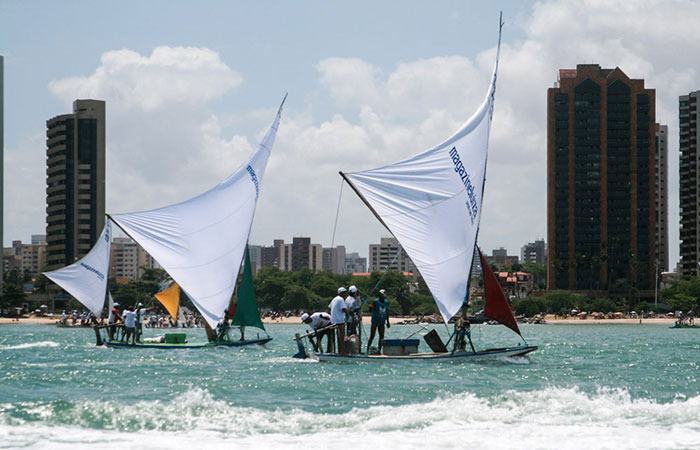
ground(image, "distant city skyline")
xmin=2 ymin=1 xmax=699 ymax=270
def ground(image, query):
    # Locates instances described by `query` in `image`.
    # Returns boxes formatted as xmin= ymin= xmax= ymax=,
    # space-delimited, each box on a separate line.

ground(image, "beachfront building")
xmin=4 ymin=236 xmax=47 ymax=276
xmin=368 ymin=237 xmax=414 ymax=273
xmin=268 ymin=237 xmax=324 ymax=272
xmin=485 ymin=247 xmax=519 ymax=267
xmin=0 ymin=56 xmax=4 ymax=291
xmin=345 ymin=252 xmax=367 ymax=274
xmin=655 ymin=124 xmax=669 ymax=274
xmin=679 ymin=91 xmax=700 ymax=276
xmin=547 ymin=65 xmax=658 ymax=296
xmin=521 ymin=239 xmax=546 ymax=265
xmin=322 ymin=246 xmax=346 ymax=274
xmin=109 ymin=237 xmax=160 ymax=281
xmin=45 ymin=99 xmax=106 ymax=271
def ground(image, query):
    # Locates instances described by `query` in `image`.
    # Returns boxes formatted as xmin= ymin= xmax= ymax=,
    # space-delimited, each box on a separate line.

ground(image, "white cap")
xmin=138 ymin=303 xmax=143 ymax=307
xmin=301 ymin=313 xmax=309 ymax=322
xmin=379 ymin=289 xmax=386 ymax=295
xmin=338 ymin=287 xmax=347 ymax=294
xmin=113 ymin=303 xmax=120 ymax=307
xmin=349 ymin=285 xmax=358 ymax=293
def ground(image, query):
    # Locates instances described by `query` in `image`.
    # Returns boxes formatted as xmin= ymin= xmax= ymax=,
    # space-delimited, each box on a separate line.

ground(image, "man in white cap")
xmin=367 ymin=289 xmax=391 ymax=354
xmin=301 ymin=311 xmax=332 ymax=352
xmin=345 ymin=285 xmax=362 ymax=336
xmin=108 ymin=302 xmax=122 ymax=340
xmin=328 ymin=287 xmax=349 ymax=355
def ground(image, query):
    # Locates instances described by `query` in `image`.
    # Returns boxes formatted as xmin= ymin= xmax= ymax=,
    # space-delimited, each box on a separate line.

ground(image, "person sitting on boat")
xmin=345 ymin=285 xmax=362 ymax=336
xmin=366 ymin=289 xmax=390 ymax=354
xmin=108 ymin=303 xmax=122 ymax=340
xmin=301 ymin=312 xmax=332 ymax=352
xmin=329 ymin=287 xmax=349 ymax=355
xmin=122 ymin=306 xmax=137 ymax=344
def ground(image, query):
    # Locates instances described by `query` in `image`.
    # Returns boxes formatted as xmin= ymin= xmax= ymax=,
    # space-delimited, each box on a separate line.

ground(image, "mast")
xmin=466 ymin=12 xmax=504 ymax=307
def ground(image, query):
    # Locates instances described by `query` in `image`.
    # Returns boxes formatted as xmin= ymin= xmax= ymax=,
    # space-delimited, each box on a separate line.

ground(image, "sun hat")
xmin=349 ymin=285 xmax=357 ymax=293
xmin=301 ymin=313 xmax=309 ymax=321
xmin=338 ymin=287 xmax=347 ymax=294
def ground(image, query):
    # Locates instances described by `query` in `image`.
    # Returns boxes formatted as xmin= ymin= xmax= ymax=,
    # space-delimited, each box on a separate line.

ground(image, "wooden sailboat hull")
xmin=313 ymin=345 xmax=537 ymax=362
xmin=103 ymin=337 xmax=272 ymax=349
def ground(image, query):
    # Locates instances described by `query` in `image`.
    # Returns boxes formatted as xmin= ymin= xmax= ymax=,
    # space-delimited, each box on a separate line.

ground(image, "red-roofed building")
xmin=496 ymin=271 xmax=534 ymax=299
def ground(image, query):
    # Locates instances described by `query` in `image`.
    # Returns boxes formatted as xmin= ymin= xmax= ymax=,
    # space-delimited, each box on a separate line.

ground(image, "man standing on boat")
xmin=329 ymin=287 xmax=349 ymax=355
xmin=345 ymin=285 xmax=362 ymax=336
xmin=301 ymin=311 xmax=332 ymax=352
xmin=122 ymin=306 xmax=137 ymax=344
xmin=108 ymin=303 xmax=122 ymax=340
xmin=366 ymin=289 xmax=390 ymax=354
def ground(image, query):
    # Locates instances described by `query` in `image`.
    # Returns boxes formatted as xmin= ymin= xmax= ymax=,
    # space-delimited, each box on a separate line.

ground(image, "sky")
xmin=2 ymin=0 xmax=699 ymax=267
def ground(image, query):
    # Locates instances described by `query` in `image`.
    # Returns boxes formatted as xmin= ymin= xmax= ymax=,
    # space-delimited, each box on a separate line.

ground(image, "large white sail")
xmin=343 ymin=29 xmax=501 ymax=324
xmin=43 ymin=220 xmax=113 ymax=316
xmin=110 ymin=97 xmax=285 ymax=329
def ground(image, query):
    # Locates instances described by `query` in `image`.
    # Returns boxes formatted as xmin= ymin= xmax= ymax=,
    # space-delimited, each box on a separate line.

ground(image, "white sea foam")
xmin=0 ymin=341 xmax=60 ymax=350
xmin=1 ymin=387 xmax=699 ymax=449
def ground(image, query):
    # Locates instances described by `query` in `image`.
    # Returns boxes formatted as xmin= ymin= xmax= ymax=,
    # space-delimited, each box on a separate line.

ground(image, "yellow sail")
xmin=154 ymin=283 xmax=180 ymax=320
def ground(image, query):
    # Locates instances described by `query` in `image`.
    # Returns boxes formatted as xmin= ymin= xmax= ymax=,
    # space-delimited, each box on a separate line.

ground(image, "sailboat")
xmin=44 ymin=96 xmax=285 ymax=349
xmin=295 ymin=17 xmax=537 ymax=361
xmin=100 ymin=247 xmax=272 ymax=349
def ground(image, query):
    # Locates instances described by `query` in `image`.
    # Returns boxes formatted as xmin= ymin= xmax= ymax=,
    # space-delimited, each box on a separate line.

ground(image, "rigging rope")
xmin=330 ymin=179 xmax=345 ymax=249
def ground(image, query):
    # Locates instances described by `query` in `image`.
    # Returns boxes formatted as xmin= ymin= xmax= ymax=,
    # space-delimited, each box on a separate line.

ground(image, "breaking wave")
xmin=0 ymin=341 xmax=61 ymax=350
xmin=1 ymin=387 xmax=699 ymax=449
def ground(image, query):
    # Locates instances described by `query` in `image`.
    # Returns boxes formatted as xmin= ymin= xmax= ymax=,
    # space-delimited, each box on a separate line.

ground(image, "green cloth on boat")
xmin=232 ymin=246 xmax=265 ymax=331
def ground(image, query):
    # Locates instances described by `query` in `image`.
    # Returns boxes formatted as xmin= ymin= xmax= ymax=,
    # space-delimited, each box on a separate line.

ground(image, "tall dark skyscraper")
xmin=679 ymin=91 xmax=700 ymax=276
xmin=45 ymin=100 xmax=105 ymax=270
xmin=547 ymin=64 xmax=658 ymax=296
xmin=655 ymin=124 xmax=668 ymax=274
xmin=0 ymin=55 xmax=4 ymax=291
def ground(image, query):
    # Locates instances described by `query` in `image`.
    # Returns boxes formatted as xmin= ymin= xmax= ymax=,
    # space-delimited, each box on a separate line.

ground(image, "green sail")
xmin=232 ymin=246 xmax=265 ymax=331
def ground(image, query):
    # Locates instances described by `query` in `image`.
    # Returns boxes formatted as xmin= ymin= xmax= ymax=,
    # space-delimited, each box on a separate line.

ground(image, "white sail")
xmin=110 ymin=97 xmax=285 ymax=329
xmin=344 ymin=31 xmax=501 ymax=324
xmin=43 ymin=220 xmax=113 ymax=316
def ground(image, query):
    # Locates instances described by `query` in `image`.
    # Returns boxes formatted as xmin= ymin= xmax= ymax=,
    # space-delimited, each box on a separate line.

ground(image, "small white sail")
xmin=110 ymin=97 xmax=285 ymax=329
xmin=43 ymin=221 xmax=113 ymax=316
xmin=343 ymin=31 xmax=501 ymax=323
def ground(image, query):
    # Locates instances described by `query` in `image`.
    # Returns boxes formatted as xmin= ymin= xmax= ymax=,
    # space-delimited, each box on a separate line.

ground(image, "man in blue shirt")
xmin=367 ymin=289 xmax=390 ymax=354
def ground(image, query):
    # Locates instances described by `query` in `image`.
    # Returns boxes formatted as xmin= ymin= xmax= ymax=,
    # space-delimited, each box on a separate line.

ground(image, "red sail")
xmin=478 ymin=248 xmax=521 ymax=336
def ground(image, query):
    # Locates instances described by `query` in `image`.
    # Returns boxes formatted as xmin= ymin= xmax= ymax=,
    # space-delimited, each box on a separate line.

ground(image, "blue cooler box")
xmin=381 ymin=339 xmax=419 ymax=355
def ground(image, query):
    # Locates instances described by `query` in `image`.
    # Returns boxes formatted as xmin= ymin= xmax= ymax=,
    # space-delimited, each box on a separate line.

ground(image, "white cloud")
xmin=45 ymin=46 xmax=248 ymax=215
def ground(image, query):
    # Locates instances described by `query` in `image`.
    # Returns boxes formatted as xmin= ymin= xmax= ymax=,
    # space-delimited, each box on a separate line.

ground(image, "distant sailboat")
xmin=295 ymin=17 xmax=537 ymax=361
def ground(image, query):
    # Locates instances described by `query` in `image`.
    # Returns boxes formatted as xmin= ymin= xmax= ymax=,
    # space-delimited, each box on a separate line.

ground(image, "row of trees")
xmin=511 ymin=279 xmax=700 ymax=317
xmin=0 ymin=267 xmax=440 ymax=317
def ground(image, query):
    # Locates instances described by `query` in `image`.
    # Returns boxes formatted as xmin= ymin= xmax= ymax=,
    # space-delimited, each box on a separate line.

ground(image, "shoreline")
xmin=0 ymin=316 xmax=678 ymax=326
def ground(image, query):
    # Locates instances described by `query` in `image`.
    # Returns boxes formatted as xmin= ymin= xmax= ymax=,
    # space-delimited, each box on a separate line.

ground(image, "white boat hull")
xmin=313 ymin=345 xmax=537 ymax=362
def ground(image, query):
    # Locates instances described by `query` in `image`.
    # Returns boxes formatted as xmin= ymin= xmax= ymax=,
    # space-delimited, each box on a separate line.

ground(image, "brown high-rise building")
xmin=547 ymin=65 xmax=658 ymax=295
xmin=45 ymin=100 xmax=105 ymax=270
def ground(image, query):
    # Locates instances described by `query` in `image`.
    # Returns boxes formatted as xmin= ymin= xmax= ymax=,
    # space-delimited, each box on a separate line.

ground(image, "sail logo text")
xmin=80 ymin=262 xmax=104 ymax=280
xmin=449 ymin=146 xmax=478 ymax=224
xmin=246 ymin=165 xmax=260 ymax=198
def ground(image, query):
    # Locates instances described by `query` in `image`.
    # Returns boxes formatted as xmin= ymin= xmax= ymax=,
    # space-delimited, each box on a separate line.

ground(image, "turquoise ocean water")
xmin=1 ymin=323 xmax=699 ymax=449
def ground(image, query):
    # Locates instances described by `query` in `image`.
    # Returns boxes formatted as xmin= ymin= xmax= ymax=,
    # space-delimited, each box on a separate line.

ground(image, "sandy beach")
xmin=0 ymin=315 xmax=678 ymax=326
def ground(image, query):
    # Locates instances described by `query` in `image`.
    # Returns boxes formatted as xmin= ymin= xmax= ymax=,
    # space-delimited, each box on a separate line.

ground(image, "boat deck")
xmin=314 ymin=345 xmax=537 ymax=362
xmin=103 ymin=337 xmax=272 ymax=349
